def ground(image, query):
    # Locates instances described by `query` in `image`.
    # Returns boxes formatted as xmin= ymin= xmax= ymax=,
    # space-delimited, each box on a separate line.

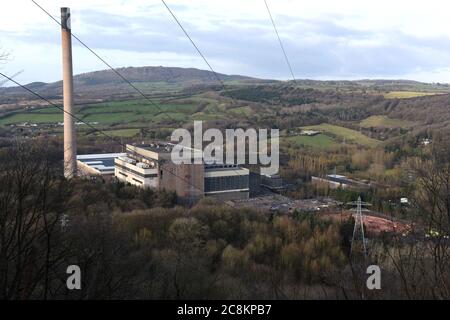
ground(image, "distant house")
xmin=299 ymin=130 xmax=321 ymax=136
xmin=286 ymin=129 xmax=321 ymax=137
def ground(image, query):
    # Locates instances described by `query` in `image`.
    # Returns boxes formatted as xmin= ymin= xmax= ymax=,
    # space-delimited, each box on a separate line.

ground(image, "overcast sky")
xmin=1 ymin=0 xmax=450 ymax=85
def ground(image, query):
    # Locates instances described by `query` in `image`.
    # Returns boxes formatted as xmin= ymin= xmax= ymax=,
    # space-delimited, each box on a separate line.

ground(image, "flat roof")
xmin=77 ymin=153 xmax=126 ymax=174
xmin=129 ymin=142 xmax=204 ymax=153
xmin=327 ymin=174 xmax=347 ymax=179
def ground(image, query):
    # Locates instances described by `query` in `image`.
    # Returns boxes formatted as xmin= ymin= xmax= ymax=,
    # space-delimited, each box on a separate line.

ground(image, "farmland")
xmin=302 ymin=123 xmax=381 ymax=147
xmin=94 ymin=128 xmax=141 ymax=137
xmin=284 ymin=134 xmax=337 ymax=150
xmin=383 ymin=91 xmax=443 ymax=99
xmin=360 ymin=115 xmax=415 ymax=129
xmin=0 ymin=92 xmax=261 ymax=130
xmin=0 ymin=98 xmax=201 ymax=127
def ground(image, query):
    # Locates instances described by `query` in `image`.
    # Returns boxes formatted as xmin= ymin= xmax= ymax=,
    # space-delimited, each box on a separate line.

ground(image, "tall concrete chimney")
xmin=61 ymin=7 xmax=77 ymax=178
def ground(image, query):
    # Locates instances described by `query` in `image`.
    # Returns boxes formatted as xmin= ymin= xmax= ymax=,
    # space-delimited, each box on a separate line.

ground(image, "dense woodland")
xmin=0 ymin=139 xmax=449 ymax=299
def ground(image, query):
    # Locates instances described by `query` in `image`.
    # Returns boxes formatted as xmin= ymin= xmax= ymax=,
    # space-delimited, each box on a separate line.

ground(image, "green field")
xmin=383 ymin=91 xmax=442 ymax=99
xmin=192 ymin=112 xmax=226 ymax=121
xmin=93 ymin=128 xmax=141 ymax=137
xmin=0 ymin=113 xmax=63 ymax=125
xmin=0 ymin=99 xmax=204 ymax=127
xmin=360 ymin=115 xmax=414 ymax=128
xmin=284 ymin=133 xmax=337 ymax=149
xmin=0 ymin=95 xmax=245 ymax=128
xmin=302 ymin=123 xmax=381 ymax=147
xmin=229 ymin=106 xmax=253 ymax=116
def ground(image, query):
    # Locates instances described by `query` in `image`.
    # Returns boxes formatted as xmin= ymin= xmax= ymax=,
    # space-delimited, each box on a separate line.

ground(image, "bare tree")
xmin=381 ymin=141 xmax=450 ymax=299
xmin=0 ymin=45 xmax=9 ymax=63
xmin=0 ymin=139 xmax=71 ymax=299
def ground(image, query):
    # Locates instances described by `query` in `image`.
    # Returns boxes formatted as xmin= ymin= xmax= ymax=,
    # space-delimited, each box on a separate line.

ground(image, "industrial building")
xmin=77 ymin=153 xmax=125 ymax=176
xmin=311 ymin=174 xmax=371 ymax=190
xmin=114 ymin=143 xmax=250 ymax=202
xmin=204 ymin=163 xmax=250 ymax=200
xmin=261 ymin=174 xmax=284 ymax=191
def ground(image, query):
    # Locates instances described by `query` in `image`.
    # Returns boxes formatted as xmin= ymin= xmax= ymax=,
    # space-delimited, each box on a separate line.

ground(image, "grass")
xmin=0 ymin=113 xmax=62 ymax=125
xmin=383 ymin=91 xmax=443 ymax=99
xmin=0 ymin=98 xmax=201 ymax=127
xmin=302 ymin=123 xmax=381 ymax=147
xmin=192 ymin=112 xmax=226 ymax=121
xmin=360 ymin=115 xmax=414 ymax=128
xmin=229 ymin=106 xmax=253 ymax=116
xmin=0 ymin=92 xmax=260 ymax=129
xmin=284 ymin=134 xmax=337 ymax=149
xmin=81 ymin=112 xmax=141 ymax=124
xmin=30 ymin=107 xmax=63 ymax=114
xmin=95 ymin=128 xmax=141 ymax=137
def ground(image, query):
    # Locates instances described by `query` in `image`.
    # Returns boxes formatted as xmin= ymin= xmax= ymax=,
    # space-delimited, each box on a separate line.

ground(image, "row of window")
xmin=115 ymin=163 xmax=158 ymax=178
xmin=204 ymin=175 xmax=249 ymax=192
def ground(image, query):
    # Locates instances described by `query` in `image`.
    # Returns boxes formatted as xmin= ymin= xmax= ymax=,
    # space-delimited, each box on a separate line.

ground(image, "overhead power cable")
xmin=0 ymin=72 xmax=237 ymax=209
xmin=161 ymin=0 xmax=225 ymax=89
xmin=31 ymin=0 xmax=183 ymax=124
xmin=28 ymin=0 xmax=262 ymax=204
xmin=263 ymin=0 xmax=296 ymax=82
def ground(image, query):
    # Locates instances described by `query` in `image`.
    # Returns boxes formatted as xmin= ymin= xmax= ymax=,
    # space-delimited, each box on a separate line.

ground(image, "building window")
xmin=204 ymin=175 xmax=249 ymax=192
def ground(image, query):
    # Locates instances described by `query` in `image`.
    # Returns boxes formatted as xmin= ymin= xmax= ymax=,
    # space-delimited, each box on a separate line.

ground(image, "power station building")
xmin=77 ymin=153 xmax=125 ymax=176
xmin=114 ymin=143 xmax=250 ymax=202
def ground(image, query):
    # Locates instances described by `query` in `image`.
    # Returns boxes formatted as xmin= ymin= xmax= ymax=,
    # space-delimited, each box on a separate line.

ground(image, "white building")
xmin=77 ymin=153 xmax=126 ymax=176
xmin=114 ymin=143 xmax=250 ymax=202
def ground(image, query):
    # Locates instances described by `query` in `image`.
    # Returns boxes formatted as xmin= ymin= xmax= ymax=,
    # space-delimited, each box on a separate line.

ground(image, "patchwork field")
xmin=0 ymin=95 xmax=251 ymax=128
xmin=302 ymin=123 xmax=381 ymax=147
xmin=0 ymin=99 xmax=202 ymax=127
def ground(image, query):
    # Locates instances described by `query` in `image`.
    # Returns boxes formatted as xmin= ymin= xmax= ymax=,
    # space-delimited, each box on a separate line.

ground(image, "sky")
xmin=1 ymin=0 xmax=450 ymax=85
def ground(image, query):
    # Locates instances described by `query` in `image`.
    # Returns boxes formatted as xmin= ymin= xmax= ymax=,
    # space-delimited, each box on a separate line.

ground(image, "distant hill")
xmin=2 ymin=65 xmax=449 ymax=99
xmin=70 ymin=66 xmax=253 ymax=85
xmin=0 ymin=66 xmax=259 ymax=102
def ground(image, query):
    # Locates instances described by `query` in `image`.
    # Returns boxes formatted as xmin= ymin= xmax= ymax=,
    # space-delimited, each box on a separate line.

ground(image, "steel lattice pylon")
xmin=350 ymin=196 xmax=368 ymax=258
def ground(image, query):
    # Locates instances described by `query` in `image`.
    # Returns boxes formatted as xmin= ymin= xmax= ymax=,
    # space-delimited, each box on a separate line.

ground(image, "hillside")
xmin=1 ymin=66 xmax=450 ymax=139
xmin=0 ymin=66 xmax=259 ymax=106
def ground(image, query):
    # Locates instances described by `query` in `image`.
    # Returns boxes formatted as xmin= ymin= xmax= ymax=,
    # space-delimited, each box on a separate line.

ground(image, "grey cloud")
xmin=4 ymin=7 xmax=450 ymax=81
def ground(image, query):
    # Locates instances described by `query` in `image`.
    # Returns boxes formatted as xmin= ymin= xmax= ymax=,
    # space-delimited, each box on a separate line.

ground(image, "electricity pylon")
xmin=347 ymin=196 xmax=371 ymax=259
xmin=351 ymin=197 xmax=366 ymax=257
xmin=346 ymin=196 xmax=372 ymax=299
